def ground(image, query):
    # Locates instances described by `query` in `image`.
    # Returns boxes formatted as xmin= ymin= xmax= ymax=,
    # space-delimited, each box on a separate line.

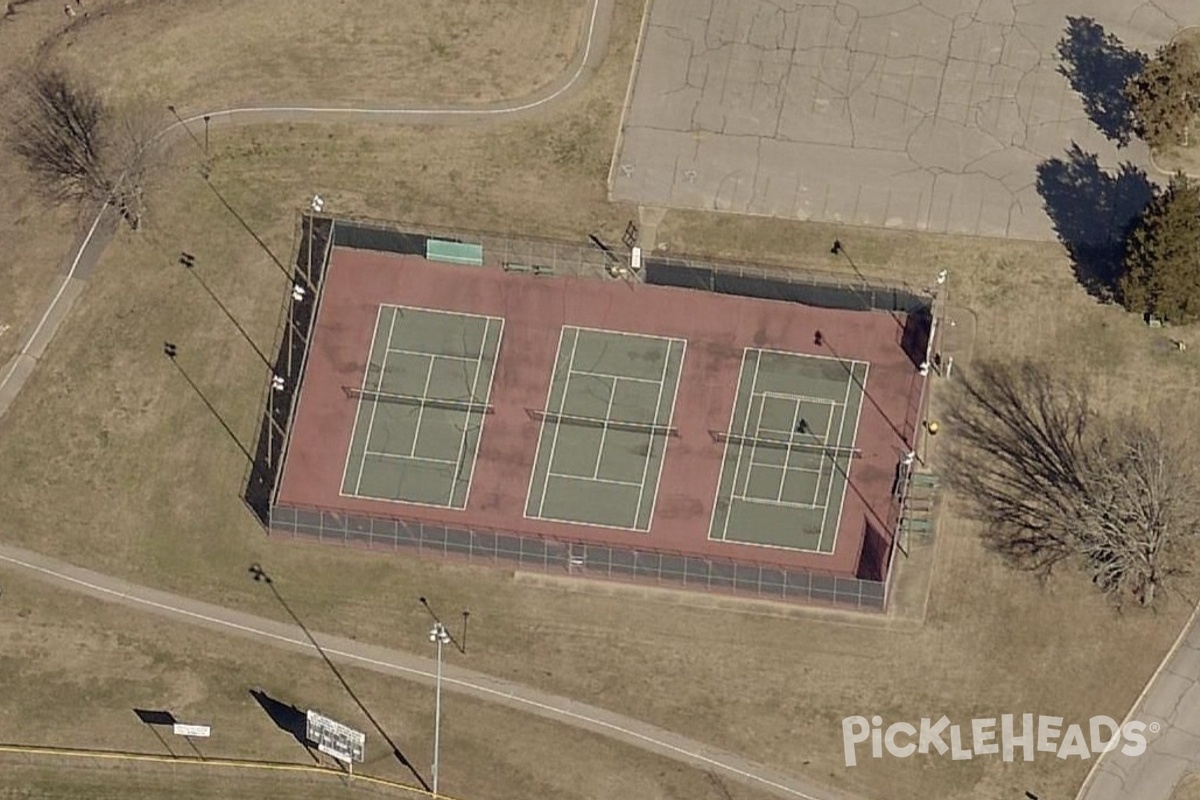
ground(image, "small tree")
xmin=1119 ymin=172 xmax=1200 ymax=323
xmin=947 ymin=360 xmax=1200 ymax=607
xmin=1125 ymin=39 xmax=1200 ymax=149
xmin=8 ymin=67 xmax=155 ymax=228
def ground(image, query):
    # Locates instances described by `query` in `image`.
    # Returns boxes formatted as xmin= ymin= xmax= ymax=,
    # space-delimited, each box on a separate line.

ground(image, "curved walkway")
xmin=0 ymin=0 xmax=610 ymax=418
xmin=0 ymin=543 xmax=859 ymax=800
xmin=0 ymin=4 xmax=856 ymax=799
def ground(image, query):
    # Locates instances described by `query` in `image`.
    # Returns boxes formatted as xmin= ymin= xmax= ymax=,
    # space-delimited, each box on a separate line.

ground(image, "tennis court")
xmin=340 ymin=305 xmax=504 ymax=508
xmin=709 ymin=348 xmax=868 ymax=553
xmin=525 ymin=326 xmax=686 ymax=531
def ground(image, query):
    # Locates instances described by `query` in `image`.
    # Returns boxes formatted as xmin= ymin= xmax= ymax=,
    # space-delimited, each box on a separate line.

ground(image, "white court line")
xmin=459 ymin=317 xmax=506 ymax=510
xmin=537 ymin=330 xmax=581 ymax=517
xmin=386 ymin=345 xmax=478 ymax=363
xmin=761 ymin=391 xmax=841 ymax=410
xmin=590 ymin=375 xmax=619 ymax=480
xmin=635 ymin=338 xmax=685 ymax=531
xmin=523 ymin=327 xmax=569 ymax=520
xmin=823 ymin=362 xmax=869 ymax=554
xmin=339 ymin=305 xmax=387 ymax=496
xmin=362 ymin=450 xmax=458 ymax=467
xmin=738 ymin=495 xmax=822 ymax=511
xmin=630 ymin=348 xmax=671 ymax=526
xmin=737 ymin=387 xmax=772 ymax=499
xmin=571 ymin=369 xmax=661 ymax=385
xmin=449 ymin=317 xmax=490 ymax=487
xmin=0 ymin=549 xmax=827 ymax=800
xmin=547 ymin=470 xmax=642 ymax=488
xmin=722 ymin=350 xmax=763 ymax=543
xmin=816 ymin=372 xmax=855 ymax=541
xmin=351 ymin=307 xmax=398 ymax=496
xmin=406 ymin=357 xmax=437 ymax=458
xmin=775 ymin=396 xmax=804 ymax=502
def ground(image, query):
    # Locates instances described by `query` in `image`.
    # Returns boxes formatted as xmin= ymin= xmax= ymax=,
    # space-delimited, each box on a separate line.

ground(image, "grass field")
xmin=1 ymin=0 xmax=1199 ymax=798
xmin=0 ymin=569 xmax=769 ymax=800
xmin=0 ymin=0 xmax=590 ymax=371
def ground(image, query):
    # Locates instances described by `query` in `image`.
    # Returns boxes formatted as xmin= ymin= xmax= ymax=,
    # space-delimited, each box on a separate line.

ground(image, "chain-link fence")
xmin=270 ymin=503 xmax=886 ymax=611
xmin=643 ymin=253 xmax=930 ymax=313
xmin=329 ymin=214 xmax=617 ymax=279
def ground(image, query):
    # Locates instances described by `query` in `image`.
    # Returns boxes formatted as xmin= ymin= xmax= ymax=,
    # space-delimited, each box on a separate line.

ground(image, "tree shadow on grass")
xmin=1036 ymin=143 xmax=1155 ymax=298
xmin=1057 ymin=16 xmax=1147 ymax=147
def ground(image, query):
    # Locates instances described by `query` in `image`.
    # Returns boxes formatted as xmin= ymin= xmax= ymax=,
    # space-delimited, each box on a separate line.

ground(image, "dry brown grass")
xmin=1173 ymin=773 xmax=1200 ymax=800
xmin=0 ymin=0 xmax=1196 ymax=798
xmin=43 ymin=0 xmax=583 ymax=110
xmin=0 ymin=568 xmax=772 ymax=800
xmin=0 ymin=0 xmax=588 ymax=370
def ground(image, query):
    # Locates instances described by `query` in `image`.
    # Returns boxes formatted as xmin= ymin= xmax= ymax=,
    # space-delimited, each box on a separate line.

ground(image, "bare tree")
xmin=8 ymin=66 xmax=157 ymax=228
xmin=946 ymin=359 xmax=1199 ymax=607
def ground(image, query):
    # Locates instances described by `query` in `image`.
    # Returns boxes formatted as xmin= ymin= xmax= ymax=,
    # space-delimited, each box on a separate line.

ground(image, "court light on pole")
xmin=429 ymin=621 xmax=452 ymax=798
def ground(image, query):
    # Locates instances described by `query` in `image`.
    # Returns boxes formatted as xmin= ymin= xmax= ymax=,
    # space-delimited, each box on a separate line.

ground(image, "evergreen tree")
xmin=1119 ymin=173 xmax=1200 ymax=322
xmin=1125 ymin=40 xmax=1200 ymax=149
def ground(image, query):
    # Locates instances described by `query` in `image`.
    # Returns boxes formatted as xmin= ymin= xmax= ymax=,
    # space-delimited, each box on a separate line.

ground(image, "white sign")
xmin=306 ymin=710 xmax=365 ymax=763
xmin=172 ymin=723 xmax=211 ymax=738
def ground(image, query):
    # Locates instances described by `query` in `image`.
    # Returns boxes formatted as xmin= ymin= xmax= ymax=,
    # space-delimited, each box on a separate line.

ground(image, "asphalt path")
xmin=0 ymin=543 xmax=861 ymax=800
xmin=0 ymin=3 xmax=858 ymax=798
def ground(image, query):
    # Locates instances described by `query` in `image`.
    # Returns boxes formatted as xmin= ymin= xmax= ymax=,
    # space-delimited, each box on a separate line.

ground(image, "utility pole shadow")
xmin=248 ymin=564 xmax=430 ymax=792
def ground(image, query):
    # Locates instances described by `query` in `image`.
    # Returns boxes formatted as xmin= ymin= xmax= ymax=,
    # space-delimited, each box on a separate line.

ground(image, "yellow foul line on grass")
xmin=0 ymin=550 xmax=831 ymax=800
xmin=0 ymin=743 xmax=456 ymax=799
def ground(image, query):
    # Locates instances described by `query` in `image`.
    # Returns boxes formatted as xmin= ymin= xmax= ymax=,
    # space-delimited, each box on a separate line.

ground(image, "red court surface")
xmin=275 ymin=248 xmax=923 ymax=578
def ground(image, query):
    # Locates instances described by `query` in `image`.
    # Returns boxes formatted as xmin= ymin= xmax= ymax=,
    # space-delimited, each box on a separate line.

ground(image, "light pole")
xmin=429 ymin=621 xmax=451 ymax=797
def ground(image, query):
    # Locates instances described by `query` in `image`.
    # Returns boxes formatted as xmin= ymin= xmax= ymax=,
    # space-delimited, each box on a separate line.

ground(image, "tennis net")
xmin=343 ymin=385 xmax=494 ymax=414
xmin=712 ymin=430 xmax=861 ymax=457
xmin=528 ymin=409 xmax=678 ymax=437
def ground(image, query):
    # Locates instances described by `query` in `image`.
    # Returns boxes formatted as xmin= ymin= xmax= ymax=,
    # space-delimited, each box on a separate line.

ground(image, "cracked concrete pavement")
xmin=611 ymin=0 xmax=1199 ymax=239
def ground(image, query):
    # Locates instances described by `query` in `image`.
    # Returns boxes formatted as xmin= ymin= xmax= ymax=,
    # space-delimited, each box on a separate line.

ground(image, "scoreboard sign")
xmin=305 ymin=710 xmax=365 ymax=764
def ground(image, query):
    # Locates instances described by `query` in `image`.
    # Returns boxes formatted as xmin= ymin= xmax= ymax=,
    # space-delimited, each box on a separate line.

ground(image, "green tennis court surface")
xmin=525 ymin=326 xmax=686 ymax=531
xmin=709 ymin=348 xmax=868 ymax=553
xmin=341 ymin=305 xmax=503 ymax=508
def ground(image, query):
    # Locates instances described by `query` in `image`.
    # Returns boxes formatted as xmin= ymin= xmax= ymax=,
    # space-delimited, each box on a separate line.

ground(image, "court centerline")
xmin=590 ymin=375 xmax=619 ymax=480
xmin=776 ymin=395 xmax=804 ymax=503
xmin=385 ymin=345 xmax=479 ymax=363
xmin=547 ymin=470 xmax=642 ymax=488
xmin=570 ymin=367 xmax=662 ymax=385
xmin=352 ymin=306 xmax=399 ymax=495
xmin=537 ymin=328 xmax=581 ymax=518
xmin=362 ymin=450 xmax=459 ymax=467
xmin=406 ymin=357 xmax=438 ymax=458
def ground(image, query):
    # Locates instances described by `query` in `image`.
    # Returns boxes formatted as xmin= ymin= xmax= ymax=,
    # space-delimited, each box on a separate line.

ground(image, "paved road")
xmin=0 ymin=543 xmax=860 ymax=800
xmin=1076 ymin=600 xmax=1200 ymax=800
